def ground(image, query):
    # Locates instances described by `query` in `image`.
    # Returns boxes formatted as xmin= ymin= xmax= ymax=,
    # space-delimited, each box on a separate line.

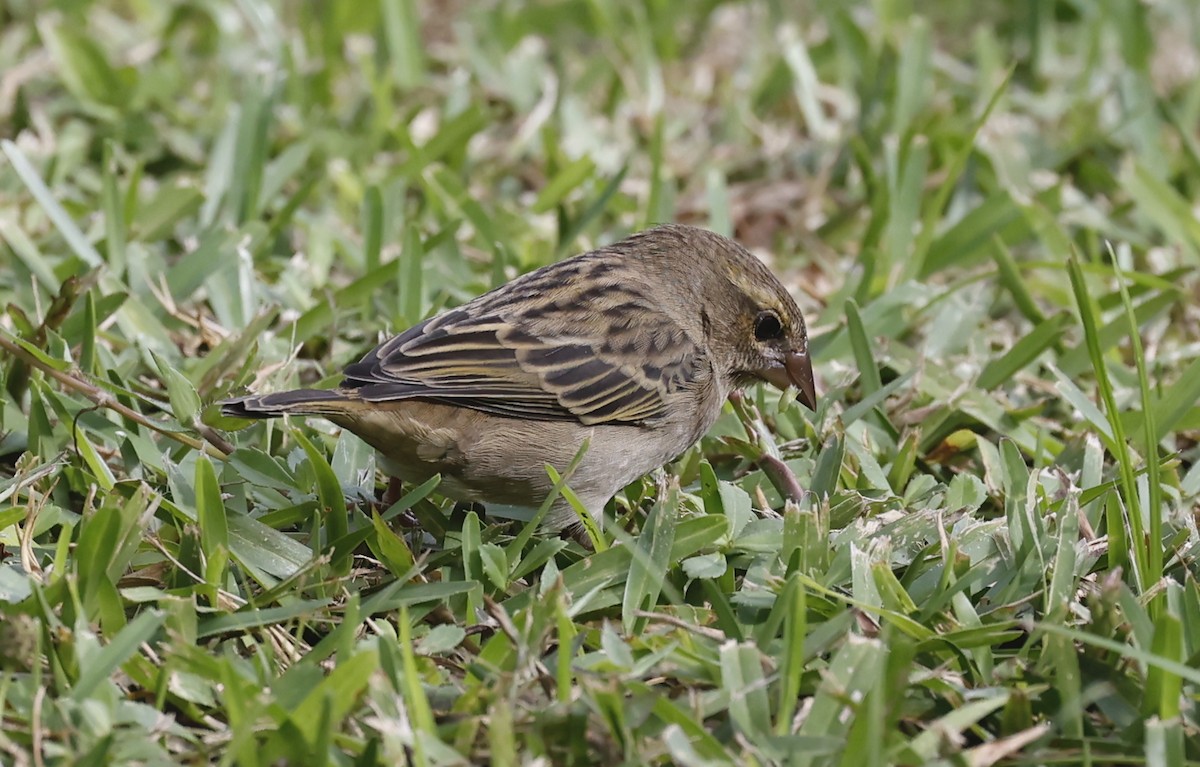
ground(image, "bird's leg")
xmin=450 ymin=501 xmax=487 ymax=530
xmin=382 ymin=476 xmax=404 ymax=507
xmin=379 ymin=476 xmax=421 ymax=527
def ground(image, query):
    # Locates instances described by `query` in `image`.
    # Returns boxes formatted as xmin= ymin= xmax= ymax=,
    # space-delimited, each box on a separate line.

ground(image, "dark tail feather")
xmin=220 ymin=389 xmax=351 ymax=419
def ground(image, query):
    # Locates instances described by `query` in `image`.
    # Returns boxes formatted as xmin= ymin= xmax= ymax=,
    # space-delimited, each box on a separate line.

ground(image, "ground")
xmin=0 ymin=1 xmax=1198 ymax=765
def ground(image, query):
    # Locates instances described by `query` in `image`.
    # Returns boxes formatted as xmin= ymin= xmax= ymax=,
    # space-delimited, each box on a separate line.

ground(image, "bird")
xmin=220 ymin=224 xmax=816 ymax=532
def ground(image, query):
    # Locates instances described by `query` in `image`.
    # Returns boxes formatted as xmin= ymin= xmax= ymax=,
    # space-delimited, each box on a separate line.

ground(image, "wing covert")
xmin=338 ymin=278 xmax=701 ymax=425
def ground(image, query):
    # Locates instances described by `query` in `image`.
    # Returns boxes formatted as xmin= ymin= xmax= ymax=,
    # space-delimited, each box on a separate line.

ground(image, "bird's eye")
xmin=754 ymin=310 xmax=784 ymax=341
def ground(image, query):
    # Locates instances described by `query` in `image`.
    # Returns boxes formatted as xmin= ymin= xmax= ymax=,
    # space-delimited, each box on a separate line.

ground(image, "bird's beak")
xmin=757 ymin=350 xmax=817 ymax=410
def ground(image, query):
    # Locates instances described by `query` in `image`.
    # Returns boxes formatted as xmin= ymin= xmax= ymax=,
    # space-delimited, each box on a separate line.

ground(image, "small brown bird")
xmin=221 ymin=224 xmax=815 ymax=530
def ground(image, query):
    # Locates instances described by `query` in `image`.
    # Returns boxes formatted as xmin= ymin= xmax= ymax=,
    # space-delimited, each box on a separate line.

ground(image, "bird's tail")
xmin=220 ymin=389 xmax=354 ymax=419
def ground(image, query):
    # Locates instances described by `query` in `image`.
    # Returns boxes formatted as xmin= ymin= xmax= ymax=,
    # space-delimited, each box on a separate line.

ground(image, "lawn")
xmin=1 ymin=1 xmax=1199 ymax=764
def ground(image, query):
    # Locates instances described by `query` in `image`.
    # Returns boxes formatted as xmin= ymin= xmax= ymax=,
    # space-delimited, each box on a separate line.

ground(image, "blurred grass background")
xmin=2 ymin=0 xmax=1199 ymax=764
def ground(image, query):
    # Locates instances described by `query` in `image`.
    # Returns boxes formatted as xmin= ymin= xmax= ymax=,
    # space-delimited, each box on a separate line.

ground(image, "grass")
xmin=1 ymin=0 xmax=1199 ymax=764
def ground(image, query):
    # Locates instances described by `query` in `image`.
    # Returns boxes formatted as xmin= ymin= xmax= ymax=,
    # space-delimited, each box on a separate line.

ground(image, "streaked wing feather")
xmin=338 ymin=273 xmax=700 ymax=425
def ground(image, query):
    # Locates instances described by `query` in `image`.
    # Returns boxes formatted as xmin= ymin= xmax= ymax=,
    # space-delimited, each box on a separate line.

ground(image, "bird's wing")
xmin=340 ymin=294 xmax=703 ymax=426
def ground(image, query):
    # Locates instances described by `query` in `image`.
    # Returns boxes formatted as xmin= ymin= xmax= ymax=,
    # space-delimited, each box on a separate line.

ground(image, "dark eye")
xmin=754 ymin=310 xmax=784 ymax=341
